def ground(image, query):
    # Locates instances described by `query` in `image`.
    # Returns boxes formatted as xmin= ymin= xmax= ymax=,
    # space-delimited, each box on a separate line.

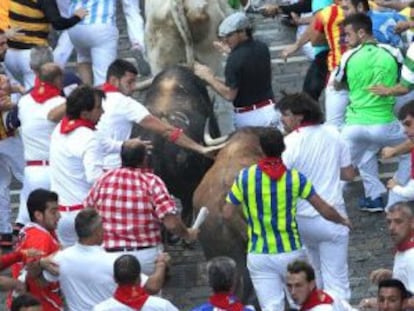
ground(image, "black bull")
xmin=141 ymin=66 xmax=220 ymax=223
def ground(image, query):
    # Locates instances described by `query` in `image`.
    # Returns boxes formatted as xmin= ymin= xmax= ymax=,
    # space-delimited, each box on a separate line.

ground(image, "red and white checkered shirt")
xmin=84 ymin=167 xmax=178 ymax=249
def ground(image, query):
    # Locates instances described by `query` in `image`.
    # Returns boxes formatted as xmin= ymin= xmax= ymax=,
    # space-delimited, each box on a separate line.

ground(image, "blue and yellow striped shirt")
xmin=226 ymin=165 xmax=315 ymax=254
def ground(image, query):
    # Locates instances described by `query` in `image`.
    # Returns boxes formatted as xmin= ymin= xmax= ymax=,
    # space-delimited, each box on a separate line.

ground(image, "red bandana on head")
xmin=101 ymin=82 xmax=119 ymax=93
xmin=60 ymin=116 xmax=95 ymax=134
xmin=396 ymin=232 xmax=414 ymax=252
xmin=113 ymin=284 xmax=149 ymax=310
xmin=209 ymin=292 xmax=245 ymax=311
xmin=300 ymin=289 xmax=334 ymax=311
xmin=30 ymin=77 xmax=61 ymax=103
xmin=258 ymin=157 xmax=286 ymax=180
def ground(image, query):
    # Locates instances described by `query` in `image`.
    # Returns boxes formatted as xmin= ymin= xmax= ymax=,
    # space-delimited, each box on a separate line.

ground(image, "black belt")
xmin=105 ymin=246 xmax=153 ymax=252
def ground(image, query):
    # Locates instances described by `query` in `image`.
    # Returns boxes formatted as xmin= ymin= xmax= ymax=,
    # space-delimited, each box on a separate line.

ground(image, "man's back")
xmin=283 ymin=125 xmax=348 ymax=217
xmin=43 ymin=243 xmax=117 ymax=311
xmin=93 ymin=296 xmax=179 ymax=311
xmin=340 ymin=43 xmax=400 ymax=124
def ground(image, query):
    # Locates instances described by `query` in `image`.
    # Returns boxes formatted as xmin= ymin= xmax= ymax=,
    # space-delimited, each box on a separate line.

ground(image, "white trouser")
xmin=68 ymin=24 xmax=119 ymax=86
xmin=297 ymin=215 xmax=351 ymax=301
xmin=325 ymin=69 xmax=349 ymax=130
xmin=0 ymin=136 xmax=24 ymax=233
xmin=121 ymin=0 xmax=145 ymax=50
xmin=247 ymin=249 xmax=306 ymax=311
xmin=53 ymin=30 xmax=74 ymax=68
xmin=17 ymin=165 xmax=51 ymax=225
xmin=4 ymin=49 xmax=36 ymax=90
xmin=234 ymin=104 xmax=282 ymax=129
xmin=342 ymin=121 xmax=409 ymax=199
xmin=57 ymin=209 xmax=81 ymax=248
xmin=107 ymin=245 xmax=163 ymax=276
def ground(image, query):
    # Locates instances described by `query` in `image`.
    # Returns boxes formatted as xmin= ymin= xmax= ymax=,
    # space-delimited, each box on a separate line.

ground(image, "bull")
xmin=145 ymin=0 xmax=233 ymax=75
xmin=143 ymin=65 xmax=223 ymax=223
xmin=193 ymin=127 xmax=268 ymax=304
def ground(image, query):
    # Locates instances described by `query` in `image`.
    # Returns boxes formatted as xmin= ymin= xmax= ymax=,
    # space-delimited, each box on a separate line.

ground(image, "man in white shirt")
xmin=98 ymin=59 xmax=218 ymax=170
xmin=17 ymin=63 xmax=66 ymax=226
xmin=280 ymin=93 xmax=356 ymax=301
xmin=360 ymin=201 xmax=414 ymax=309
xmin=42 ymin=208 xmax=168 ymax=311
xmin=49 ymin=85 xmax=104 ymax=247
xmin=93 ymin=254 xmax=178 ymax=311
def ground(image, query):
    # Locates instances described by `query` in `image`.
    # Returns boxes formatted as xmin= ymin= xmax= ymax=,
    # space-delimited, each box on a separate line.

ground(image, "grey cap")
xmin=218 ymin=12 xmax=251 ymax=37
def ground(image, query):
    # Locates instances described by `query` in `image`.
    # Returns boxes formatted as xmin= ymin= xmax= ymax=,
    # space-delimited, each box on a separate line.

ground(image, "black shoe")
xmin=133 ymin=49 xmax=151 ymax=77
xmin=0 ymin=233 xmax=13 ymax=248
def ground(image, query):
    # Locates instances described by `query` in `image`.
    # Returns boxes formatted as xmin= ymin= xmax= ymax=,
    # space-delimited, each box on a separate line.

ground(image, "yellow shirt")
xmin=0 ymin=0 xmax=10 ymax=31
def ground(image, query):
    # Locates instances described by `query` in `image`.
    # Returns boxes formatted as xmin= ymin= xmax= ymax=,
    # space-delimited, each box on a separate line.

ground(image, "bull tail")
xmin=171 ymin=0 xmax=195 ymax=68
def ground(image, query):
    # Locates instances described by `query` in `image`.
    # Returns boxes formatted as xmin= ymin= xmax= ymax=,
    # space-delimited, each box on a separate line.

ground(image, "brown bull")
xmin=193 ymin=127 xmax=269 ymax=304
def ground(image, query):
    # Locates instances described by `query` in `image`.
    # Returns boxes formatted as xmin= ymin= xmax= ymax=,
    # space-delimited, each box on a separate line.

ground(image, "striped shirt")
xmin=9 ymin=0 xmax=80 ymax=49
xmin=313 ymin=4 xmax=346 ymax=71
xmin=226 ymin=165 xmax=315 ymax=254
xmin=401 ymin=43 xmax=414 ymax=89
xmin=69 ymin=0 xmax=116 ymax=25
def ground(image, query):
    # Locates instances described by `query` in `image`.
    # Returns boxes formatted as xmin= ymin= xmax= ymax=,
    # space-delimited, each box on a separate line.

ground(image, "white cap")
xmin=218 ymin=12 xmax=251 ymax=37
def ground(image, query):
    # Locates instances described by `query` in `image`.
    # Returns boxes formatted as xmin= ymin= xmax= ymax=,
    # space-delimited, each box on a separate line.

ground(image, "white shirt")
xmin=43 ymin=243 xmax=148 ymax=311
xmin=393 ymin=247 xmax=414 ymax=292
xmin=69 ymin=0 xmax=117 ymax=25
xmin=96 ymin=91 xmax=150 ymax=169
xmin=93 ymin=296 xmax=179 ymax=311
xmin=282 ymin=125 xmax=351 ymax=218
xmin=50 ymin=124 xmax=103 ymax=205
xmin=18 ymin=94 xmax=64 ymax=161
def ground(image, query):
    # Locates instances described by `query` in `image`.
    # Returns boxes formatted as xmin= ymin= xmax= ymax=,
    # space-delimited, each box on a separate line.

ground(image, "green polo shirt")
xmin=338 ymin=42 xmax=401 ymax=125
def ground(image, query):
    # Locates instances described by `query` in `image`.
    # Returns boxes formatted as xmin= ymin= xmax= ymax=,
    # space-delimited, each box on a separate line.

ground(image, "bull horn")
xmin=204 ymin=118 xmax=229 ymax=146
xmin=134 ymin=77 xmax=154 ymax=91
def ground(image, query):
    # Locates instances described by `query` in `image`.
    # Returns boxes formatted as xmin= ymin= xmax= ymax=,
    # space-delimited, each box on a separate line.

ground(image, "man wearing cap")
xmin=194 ymin=12 xmax=280 ymax=129
xmin=17 ymin=63 xmax=66 ymax=226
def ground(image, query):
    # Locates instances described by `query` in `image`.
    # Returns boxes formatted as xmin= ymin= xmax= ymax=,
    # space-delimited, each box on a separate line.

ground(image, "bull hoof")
xmin=182 ymin=239 xmax=196 ymax=249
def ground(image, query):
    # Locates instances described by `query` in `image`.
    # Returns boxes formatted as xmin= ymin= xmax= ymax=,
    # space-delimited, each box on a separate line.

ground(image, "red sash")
xmin=258 ymin=157 xmax=286 ymax=180
xmin=60 ymin=116 xmax=95 ymax=134
xmin=31 ymin=77 xmax=61 ymax=104
xmin=101 ymin=82 xmax=119 ymax=93
xmin=113 ymin=285 xmax=149 ymax=310
xmin=300 ymin=289 xmax=334 ymax=311
xmin=209 ymin=292 xmax=245 ymax=311
xmin=396 ymin=233 xmax=414 ymax=252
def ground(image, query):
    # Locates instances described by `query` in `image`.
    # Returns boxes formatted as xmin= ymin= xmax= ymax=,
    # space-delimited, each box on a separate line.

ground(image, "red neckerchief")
xmin=30 ymin=77 xmax=61 ymax=104
xmin=396 ymin=232 xmax=414 ymax=252
xmin=113 ymin=284 xmax=149 ymax=310
xmin=300 ymin=289 xmax=334 ymax=311
xmin=258 ymin=157 xmax=286 ymax=180
xmin=101 ymin=82 xmax=119 ymax=93
xmin=293 ymin=121 xmax=319 ymax=132
xmin=60 ymin=116 xmax=95 ymax=134
xmin=209 ymin=292 xmax=244 ymax=311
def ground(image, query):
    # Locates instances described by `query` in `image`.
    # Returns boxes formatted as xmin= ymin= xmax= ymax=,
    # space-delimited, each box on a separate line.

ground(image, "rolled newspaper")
xmin=192 ymin=206 xmax=209 ymax=229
